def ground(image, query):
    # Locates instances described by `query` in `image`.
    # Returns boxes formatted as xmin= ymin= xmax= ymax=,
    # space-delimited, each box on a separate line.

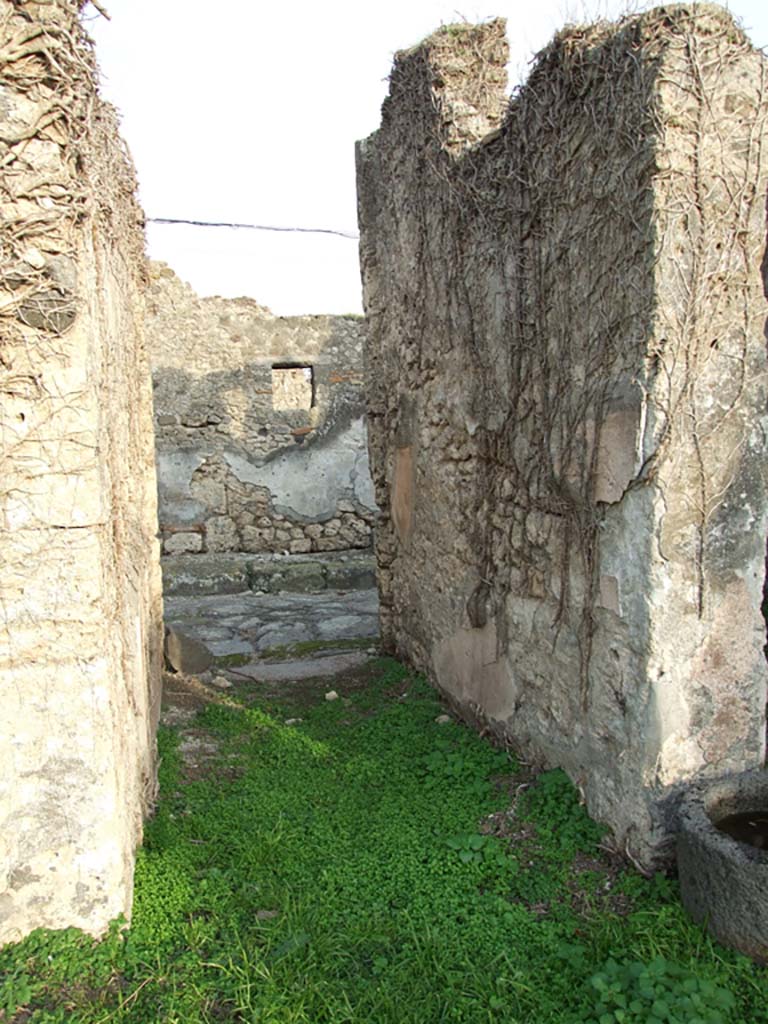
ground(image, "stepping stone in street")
xmin=206 ymin=638 xmax=255 ymax=658
xmin=164 ymin=627 xmax=214 ymax=675
xmin=255 ymin=623 xmax=313 ymax=651
xmin=317 ymin=614 xmax=377 ymax=640
xmin=234 ymin=651 xmax=369 ymax=682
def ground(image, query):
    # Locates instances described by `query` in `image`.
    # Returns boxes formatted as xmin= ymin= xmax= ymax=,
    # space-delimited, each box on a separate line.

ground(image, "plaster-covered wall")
xmin=146 ymin=264 xmax=376 ymax=556
xmin=0 ymin=0 xmax=163 ymax=942
xmin=357 ymin=8 xmax=768 ymax=867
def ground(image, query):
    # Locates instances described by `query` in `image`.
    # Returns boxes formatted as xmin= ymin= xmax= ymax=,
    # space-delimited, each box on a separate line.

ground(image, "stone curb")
xmin=162 ymin=551 xmax=376 ymax=597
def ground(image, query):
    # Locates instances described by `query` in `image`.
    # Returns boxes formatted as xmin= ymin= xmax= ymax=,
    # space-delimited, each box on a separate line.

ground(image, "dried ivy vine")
xmin=378 ymin=8 xmax=768 ymax=708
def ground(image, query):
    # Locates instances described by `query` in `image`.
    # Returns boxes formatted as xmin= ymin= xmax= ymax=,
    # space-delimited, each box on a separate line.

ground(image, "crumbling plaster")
xmin=146 ymin=264 xmax=377 ymax=558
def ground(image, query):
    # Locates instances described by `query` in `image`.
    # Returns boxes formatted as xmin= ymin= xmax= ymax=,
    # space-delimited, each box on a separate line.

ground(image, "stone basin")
xmin=677 ymin=768 xmax=768 ymax=960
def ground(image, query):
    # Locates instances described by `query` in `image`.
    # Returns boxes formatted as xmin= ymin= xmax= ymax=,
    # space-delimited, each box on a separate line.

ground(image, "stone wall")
xmin=0 ymin=0 xmax=163 ymax=942
xmin=357 ymin=8 xmax=768 ymax=867
xmin=146 ymin=264 xmax=377 ymax=557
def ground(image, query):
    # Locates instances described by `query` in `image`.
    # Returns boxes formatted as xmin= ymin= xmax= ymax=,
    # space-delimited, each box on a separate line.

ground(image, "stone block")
xmin=290 ymin=538 xmax=313 ymax=554
xmin=247 ymin=566 xmax=275 ymax=592
xmin=190 ymin=475 xmax=227 ymax=514
xmin=164 ymin=628 xmax=213 ymax=674
xmin=281 ymin=562 xmax=326 ymax=593
xmin=206 ymin=515 xmax=238 ymax=552
xmin=17 ymin=288 xmax=77 ymax=334
xmin=164 ymin=531 xmax=203 ymax=555
xmin=325 ymin=559 xmax=377 ymax=591
xmin=242 ymin=526 xmax=274 ymax=553
xmin=161 ymin=554 xmax=250 ymax=596
xmin=315 ymin=535 xmax=350 ymax=552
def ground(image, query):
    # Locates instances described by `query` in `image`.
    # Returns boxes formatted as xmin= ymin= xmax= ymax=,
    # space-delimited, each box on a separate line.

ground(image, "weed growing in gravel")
xmin=1 ymin=658 xmax=766 ymax=1023
xmin=259 ymin=637 xmax=373 ymax=661
xmin=213 ymin=652 xmax=252 ymax=668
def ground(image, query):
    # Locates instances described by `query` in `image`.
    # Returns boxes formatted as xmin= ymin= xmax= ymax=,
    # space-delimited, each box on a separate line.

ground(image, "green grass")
xmin=1 ymin=658 xmax=766 ymax=1023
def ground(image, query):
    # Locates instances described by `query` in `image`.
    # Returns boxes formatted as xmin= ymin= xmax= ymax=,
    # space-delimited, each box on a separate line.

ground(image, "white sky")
xmin=86 ymin=0 xmax=768 ymax=316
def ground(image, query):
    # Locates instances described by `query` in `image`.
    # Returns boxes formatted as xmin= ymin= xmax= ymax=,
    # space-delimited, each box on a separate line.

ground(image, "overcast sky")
xmin=87 ymin=0 xmax=768 ymax=316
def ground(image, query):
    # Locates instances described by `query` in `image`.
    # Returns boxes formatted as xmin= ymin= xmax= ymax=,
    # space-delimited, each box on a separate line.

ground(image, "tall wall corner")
xmin=358 ymin=6 xmax=768 ymax=868
xmin=0 ymin=0 xmax=163 ymax=943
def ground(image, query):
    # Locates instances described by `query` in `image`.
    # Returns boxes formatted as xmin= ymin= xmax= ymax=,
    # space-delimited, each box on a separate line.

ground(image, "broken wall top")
xmin=147 ymin=262 xmax=364 ymax=376
xmin=359 ymin=3 xmax=768 ymax=520
xmin=376 ymin=5 xmax=755 ymax=156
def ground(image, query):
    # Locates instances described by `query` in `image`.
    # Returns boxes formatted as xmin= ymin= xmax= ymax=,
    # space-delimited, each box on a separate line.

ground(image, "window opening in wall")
xmin=272 ymin=363 xmax=314 ymax=410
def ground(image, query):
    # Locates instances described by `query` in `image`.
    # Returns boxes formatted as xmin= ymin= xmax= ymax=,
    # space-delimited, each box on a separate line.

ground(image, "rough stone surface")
xmin=164 ymin=629 xmax=214 ymax=675
xmin=145 ymin=264 xmax=377 ymax=556
xmin=232 ymin=653 xmax=369 ymax=682
xmin=677 ymin=769 xmax=768 ymax=960
xmin=163 ymin=589 xmax=379 ymax=663
xmin=161 ymin=552 xmax=376 ymax=597
xmin=0 ymin=1 xmax=163 ymax=944
xmin=357 ymin=10 xmax=768 ymax=867
xmin=164 ymin=531 xmax=203 ymax=555
xmin=325 ymin=559 xmax=377 ymax=591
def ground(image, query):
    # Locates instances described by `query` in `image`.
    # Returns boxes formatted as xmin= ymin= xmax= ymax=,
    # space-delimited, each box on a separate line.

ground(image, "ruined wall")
xmin=0 ymin=0 xmax=163 ymax=941
xmin=146 ymin=264 xmax=377 ymax=557
xmin=357 ymin=7 xmax=768 ymax=867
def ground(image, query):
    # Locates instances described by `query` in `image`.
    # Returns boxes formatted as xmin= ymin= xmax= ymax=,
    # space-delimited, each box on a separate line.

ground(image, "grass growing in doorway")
xmin=1 ymin=658 xmax=766 ymax=1023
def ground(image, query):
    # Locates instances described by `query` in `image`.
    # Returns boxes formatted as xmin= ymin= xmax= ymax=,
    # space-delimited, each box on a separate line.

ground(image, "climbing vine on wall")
xmin=360 ymin=8 xmax=768 ymax=705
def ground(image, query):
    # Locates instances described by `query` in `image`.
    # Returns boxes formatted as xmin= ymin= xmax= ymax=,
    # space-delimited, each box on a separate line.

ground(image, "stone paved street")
xmin=164 ymin=587 xmax=380 ymax=681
